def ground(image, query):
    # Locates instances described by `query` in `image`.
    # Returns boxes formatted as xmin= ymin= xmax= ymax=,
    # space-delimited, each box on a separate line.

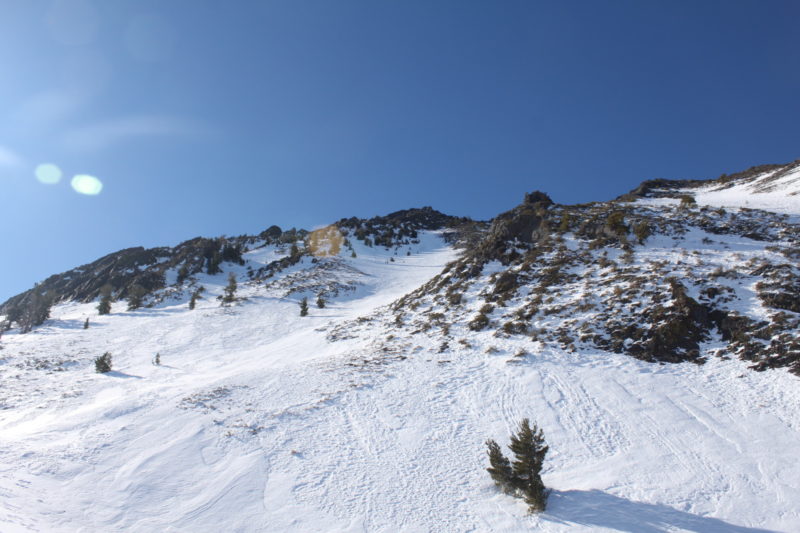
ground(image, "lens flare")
xmin=35 ymin=163 xmax=62 ymax=184
xmin=71 ymin=174 xmax=103 ymax=195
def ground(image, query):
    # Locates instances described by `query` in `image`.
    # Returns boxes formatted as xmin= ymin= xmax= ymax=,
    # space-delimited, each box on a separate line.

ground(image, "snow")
xmin=1 ymin=231 xmax=799 ymax=532
xmin=692 ymin=165 xmax=800 ymax=215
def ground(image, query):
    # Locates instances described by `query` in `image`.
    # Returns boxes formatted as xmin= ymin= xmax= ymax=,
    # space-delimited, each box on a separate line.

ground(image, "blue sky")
xmin=1 ymin=0 xmax=799 ymax=302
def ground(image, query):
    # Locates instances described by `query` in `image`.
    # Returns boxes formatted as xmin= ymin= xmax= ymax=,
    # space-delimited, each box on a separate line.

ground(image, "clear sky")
xmin=1 ymin=0 xmax=798 ymax=302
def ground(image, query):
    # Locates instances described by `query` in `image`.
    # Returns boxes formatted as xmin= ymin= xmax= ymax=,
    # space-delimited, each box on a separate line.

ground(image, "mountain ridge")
xmin=3 ymin=159 xmax=798 ymax=320
xmin=1 ymin=158 xmax=799 ymax=532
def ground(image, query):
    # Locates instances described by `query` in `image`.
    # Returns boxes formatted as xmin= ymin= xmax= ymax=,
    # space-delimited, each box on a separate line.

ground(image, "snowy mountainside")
xmin=1 ymin=161 xmax=800 ymax=532
xmin=691 ymin=160 xmax=800 ymax=214
xmin=619 ymin=159 xmax=800 ymax=215
xmin=0 ymin=206 xmax=472 ymax=325
xmin=390 ymin=188 xmax=800 ymax=374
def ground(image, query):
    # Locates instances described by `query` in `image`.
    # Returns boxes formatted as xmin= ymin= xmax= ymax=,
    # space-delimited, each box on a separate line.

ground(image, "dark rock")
xmin=260 ymin=225 xmax=282 ymax=241
xmin=524 ymin=191 xmax=553 ymax=207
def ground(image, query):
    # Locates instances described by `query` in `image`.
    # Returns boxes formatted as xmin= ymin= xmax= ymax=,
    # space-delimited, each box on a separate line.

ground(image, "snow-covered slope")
xmin=1 ymin=227 xmax=798 ymax=532
xmin=622 ymin=159 xmax=800 ymax=216
xmin=1 ymin=162 xmax=800 ymax=532
xmin=692 ymin=161 xmax=800 ymax=215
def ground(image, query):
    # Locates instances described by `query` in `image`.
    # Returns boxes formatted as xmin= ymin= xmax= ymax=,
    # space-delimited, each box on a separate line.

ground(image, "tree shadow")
xmin=543 ymin=490 xmax=777 ymax=533
xmin=105 ymin=371 xmax=143 ymax=379
xmin=35 ymin=318 xmax=101 ymax=333
xmin=118 ymin=307 xmax=187 ymax=318
xmin=50 ymin=318 xmax=91 ymax=330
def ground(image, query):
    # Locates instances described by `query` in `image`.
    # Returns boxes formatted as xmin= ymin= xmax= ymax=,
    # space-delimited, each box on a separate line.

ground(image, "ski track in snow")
xmin=0 ymin=232 xmax=798 ymax=532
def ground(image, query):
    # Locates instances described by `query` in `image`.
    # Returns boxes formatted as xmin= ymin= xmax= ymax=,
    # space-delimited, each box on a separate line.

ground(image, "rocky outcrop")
xmin=471 ymin=191 xmax=554 ymax=264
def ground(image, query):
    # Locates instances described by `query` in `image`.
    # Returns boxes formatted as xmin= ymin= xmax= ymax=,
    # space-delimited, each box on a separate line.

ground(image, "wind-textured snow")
xmin=1 ymin=228 xmax=799 ymax=532
xmin=692 ymin=164 xmax=800 ymax=215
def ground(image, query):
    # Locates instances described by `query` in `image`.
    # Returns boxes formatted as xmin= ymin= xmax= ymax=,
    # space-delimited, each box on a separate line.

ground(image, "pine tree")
xmin=177 ymin=264 xmax=190 ymax=284
xmin=189 ymin=288 xmax=203 ymax=310
xmin=127 ymin=284 xmax=146 ymax=310
xmin=221 ymin=272 xmax=237 ymax=305
xmin=83 ymin=318 xmax=89 ymax=329
xmin=97 ymin=285 xmax=113 ymax=315
xmin=153 ymin=352 xmax=161 ymax=365
xmin=221 ymin=242 xmax=244 ymax=265
xmin=206 ymin=252 xmax=222 ymax=275
xmin=486 ymin=439 xmax=515 ymax=495
xmin=95 ymin=352 xmax=112 ymax=373
xmin=300 ymin=297 xmax=309 ymax=316
xmin=486 ymin=418 xmax=549 ymax=513
xmin=508 ymin=418 xmax=549 ymax=512
xmin=19 ymin=287 xmax=54 ymax=333
xmin=316 ymin=294 xmax=325 ymax=308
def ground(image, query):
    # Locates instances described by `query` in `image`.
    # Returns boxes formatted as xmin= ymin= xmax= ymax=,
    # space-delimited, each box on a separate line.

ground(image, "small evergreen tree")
xmin=221 ymin=272 xmax=237 ymax=305
xmin=189 ymin=288 xmax=203 ymax=310
xmin=127 ymin=284 xmax=146 ymax=310
xmin=177 ymin=264 xmax=190 ymax=285
xmin=83 ymin=318 xmax=89 ymax=329
xmin=221 ymin=242 xmax=244 ymax=265
xmin=486 ymin=418 xmax=549 ymax=513
xmin=486 ymin=439 xmax=515 ymax=495
xmin=153 ymin=352 xmax=161 ymax=365
xmin=316 ymin=294 xmax=325 ymax=308
xmin=97 ymin=285 xmax=113 ymax=315
xmin=95 ymin=352 xmax=112 ymax=373
xmin=206 ymin=252 xmax=222 ymax=275
xmin=508 ymin=418 xmax=549 ymax=512
xmin=300 ymin=297 xmax=309 ymax=316
xmin=19 ymin=287 xmax=54 ymax=333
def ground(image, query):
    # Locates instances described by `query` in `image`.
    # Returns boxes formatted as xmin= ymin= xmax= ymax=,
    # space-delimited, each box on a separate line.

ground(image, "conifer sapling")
xmin=97 ymin=285 xmax=113 ymax=315
xmin=508 ymin=418 xmax=549 ymax=512
xmin=221 ymin=272 xmax=237 ymax=305
xmin=486 ymin=418 xmax=549 ymax=513
xmin=95 ymin=352 xmax=112 ymax=373
xmin=127 ymin=284 xmax=146 ymax=310
xmin=486 ymin=439 xmax=515 ymax=495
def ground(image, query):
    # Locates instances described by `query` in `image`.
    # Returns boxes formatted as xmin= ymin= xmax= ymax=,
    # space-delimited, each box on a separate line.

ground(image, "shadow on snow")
xmin=104 ymin=370 xmax=143 ymax=379
xmin=544 ymin=490 xmax=777 ymax=533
